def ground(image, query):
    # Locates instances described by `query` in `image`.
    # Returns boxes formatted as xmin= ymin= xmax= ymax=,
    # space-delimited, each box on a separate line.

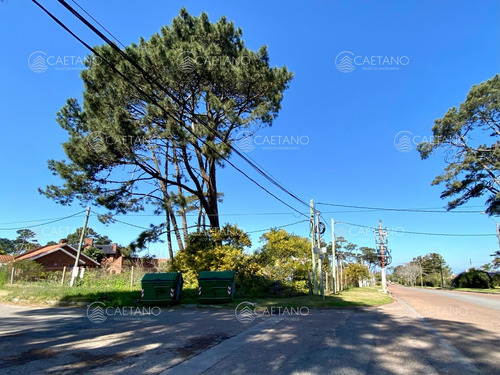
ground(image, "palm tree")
xmin=480 ymin=263 xmax=493 ymax=272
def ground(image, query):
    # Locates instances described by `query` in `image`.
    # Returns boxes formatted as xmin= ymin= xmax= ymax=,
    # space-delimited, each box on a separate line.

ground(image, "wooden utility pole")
xmin=331 ymin=218 xmax=337 ymax=294
xmin=419 ymin=260 xmax=423 ymax=287
xmin=316 ymin=211 xmax=324 ymax=298
xmin=339 ymin=253 xmax=343 ymax=291
xmin=70 ymin=207 xmax=91 ymax=287
xmin=439 ymin=256 xmax=445 ymax=288
xmin=61 ymin=266 xmax=66 ymax=286
xmin=310 ymin=200 xmax=318 ymax=295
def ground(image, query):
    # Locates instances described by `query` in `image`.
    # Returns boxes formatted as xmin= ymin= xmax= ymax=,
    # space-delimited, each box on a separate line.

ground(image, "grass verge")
xmin=0 ymin=283 xmax=392 ymax=308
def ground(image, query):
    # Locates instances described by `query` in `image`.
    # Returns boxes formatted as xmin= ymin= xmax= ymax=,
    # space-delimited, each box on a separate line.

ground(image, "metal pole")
xmin=310 ymin=200 xmax=318 ymax=295
xmin=70 ymin=206 xmax=91 ymax=287
xmin=331 ymin=219 xmax=336 ymax=294
xmin=10 ymin=267 xmax=15 ymax=284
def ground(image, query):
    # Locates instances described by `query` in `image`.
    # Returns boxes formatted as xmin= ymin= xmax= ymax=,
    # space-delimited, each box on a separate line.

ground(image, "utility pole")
xmin=419 ymin=259 xmax=423 ymax=287
xmin=331 ymin=218 xmax=337 ymax=294
xmin=439 ymin=255 xmax=445 ymax=288
xmin=339 ymin=253 xmax=343 ymax=291
xmin=310 ymin=200 xmax=318 ymax=295
xmin=316 ymin=211 xmax=324 ymax=298
xmin=70 ymin=206 xmax=91 ymax=287
xmin=375 ymin=220 xmax=388 ymax=294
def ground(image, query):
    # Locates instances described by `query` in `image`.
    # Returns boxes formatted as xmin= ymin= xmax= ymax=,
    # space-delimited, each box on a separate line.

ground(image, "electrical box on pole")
xmin=374 ymin=219 xmax=391 ymax=294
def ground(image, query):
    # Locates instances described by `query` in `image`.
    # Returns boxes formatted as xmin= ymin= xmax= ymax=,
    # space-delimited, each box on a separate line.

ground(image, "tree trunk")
xmin=174 ymin=159 xmax=189 ymax=241
xmin=165 ymin=210 xmax=174 ymax=260
xmin=206 ymin=158 xmax=220 ymax=229
xmin=166 ymin=204 xmax=184 ymax=251
xmin=197 ymin=205 xmax=202 ymax=231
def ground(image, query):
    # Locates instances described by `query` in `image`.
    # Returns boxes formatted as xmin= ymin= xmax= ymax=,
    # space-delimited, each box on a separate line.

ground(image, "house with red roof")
xmin=0 ymin=254 xmax=14 ymax=265
xmin=15 ymin=239 xmax=100 ymax=271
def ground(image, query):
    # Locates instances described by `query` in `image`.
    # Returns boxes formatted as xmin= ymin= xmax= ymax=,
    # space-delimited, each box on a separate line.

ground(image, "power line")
xmin=316 ymin=202 xmax=483 ymax=214
xmin=56 ymin=0 xmax=309 ymax=212
xmin=0 ymin=210 xmax=305 ymax=232
xmin=91 ymin=209 xmax=307 ymax=235
xmin=33 ymin=0 xmax=308 ymax=219
xmin=88 ymin=211 xmax=305 ymax=218
xmin=69 ymin=0 xmax=126 ymax=48
xmin=0 ymin=215 xmax=86 ymax=225
xmin=0 ymin=211 xmax=86 ymax=231
xmin=247 ymin=219 xmax=309 ymax=234
xmin=336 ymin=221 xmax=496 ymax=237
xmin=61 ymin=0 xmax=310 ymax=212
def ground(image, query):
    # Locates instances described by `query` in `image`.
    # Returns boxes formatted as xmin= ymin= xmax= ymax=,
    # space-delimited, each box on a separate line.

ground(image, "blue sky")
xmin=0 ymin=0 xmax=499 ymax=272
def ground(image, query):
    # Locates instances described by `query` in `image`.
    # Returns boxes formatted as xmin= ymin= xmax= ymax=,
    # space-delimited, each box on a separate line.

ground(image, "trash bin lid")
xmin=198 ymin=270 xmax=235 ymax=281
xmin=141 ymin=272 xmax=181 ymax=282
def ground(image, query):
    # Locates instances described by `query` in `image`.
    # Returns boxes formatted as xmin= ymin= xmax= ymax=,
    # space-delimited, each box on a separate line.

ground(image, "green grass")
xmin=235 ymin=287 xmax=392 ymax=309
xmin=0 ymin=283 xmax=392 ymax=309
xmin=0 ymin=267 xmax=144 ymax=307
xmin=0 ymin=283 xmax=141 ymax=307
xmin=451 ymin=287 xmax=500 ymax=294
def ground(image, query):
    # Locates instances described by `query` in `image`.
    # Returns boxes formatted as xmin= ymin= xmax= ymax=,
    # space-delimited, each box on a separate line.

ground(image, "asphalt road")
xmin=0 ymin=288 xmax=498 ymax=375
xmin=393 ymin=286 xmax=500 ymax=310
xmin=388 ymin=285 xmax=500 ymax=375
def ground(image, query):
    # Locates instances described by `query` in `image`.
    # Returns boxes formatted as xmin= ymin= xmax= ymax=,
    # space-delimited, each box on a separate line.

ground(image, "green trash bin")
xmin=141 ymin=272 xmax=183 ymax=304
xmin=197 ymin=270 xmax=235 ymax=303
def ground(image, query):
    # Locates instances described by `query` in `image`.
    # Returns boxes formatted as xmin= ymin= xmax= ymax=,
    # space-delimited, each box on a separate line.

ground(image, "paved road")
xmin=394 ymin=286 xmax=500 ymax=310
xmin=0 ymin=289 xmax=498 ymax=374
xmin=388 ymin=285 xmax=500 ymax=375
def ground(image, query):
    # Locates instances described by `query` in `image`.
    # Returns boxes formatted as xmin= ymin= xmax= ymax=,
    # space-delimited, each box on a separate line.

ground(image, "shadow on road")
xmin=0 ymin=302 xmax=498 ymax=374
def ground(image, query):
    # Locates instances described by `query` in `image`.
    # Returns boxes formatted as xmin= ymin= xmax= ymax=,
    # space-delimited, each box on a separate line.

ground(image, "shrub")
xmin=79 ymin=267 xmax=144 ymax=290
xmin=0 ymin=265 xmax=8 ymax=286
xmin=492 ymin=273 xmax=500 ymax=287
xmin=452 ymin=269 xmax=493 ymax=289
xmin=423 ymin=273 xmax=443 ymax=287
xmin=344 ymin=263 xmax=370 ymax=287
xmin=83 ymin=247 xmax=105 ymax=263
xmin=14 ymin=260 xmax=44 ymax=281
xmin=157 ymin=259 xmax=173 ymax=273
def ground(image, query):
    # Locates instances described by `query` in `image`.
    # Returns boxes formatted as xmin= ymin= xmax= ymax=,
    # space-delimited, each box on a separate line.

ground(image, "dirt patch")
xmin=175 ymin=332 xmax=231 ymax=358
